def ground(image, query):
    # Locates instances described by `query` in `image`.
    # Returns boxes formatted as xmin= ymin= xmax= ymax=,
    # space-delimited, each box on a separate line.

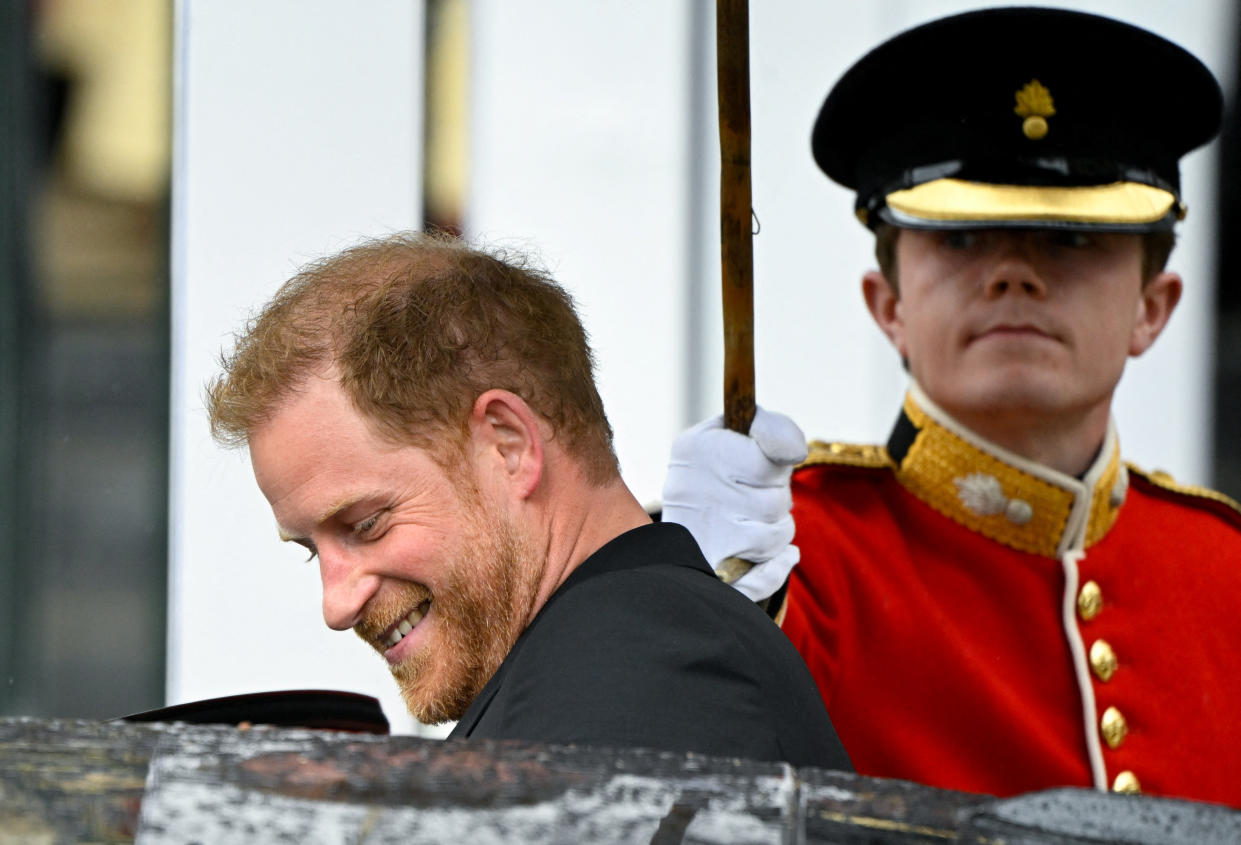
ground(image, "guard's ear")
xmin=862 ymin=270 xmax=906 ymax=357
xmin=1129 ymin=271 xmax=1181 ymax=357
xmin=468 ymin=389 xmax=544 ymax=500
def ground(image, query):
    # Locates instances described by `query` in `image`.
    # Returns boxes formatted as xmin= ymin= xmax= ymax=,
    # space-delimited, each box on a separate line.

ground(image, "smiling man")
xmin=662 ymin=7 xmax=1241 ymax=805
xmin=206 ymin=232 xmax=849 ymax=769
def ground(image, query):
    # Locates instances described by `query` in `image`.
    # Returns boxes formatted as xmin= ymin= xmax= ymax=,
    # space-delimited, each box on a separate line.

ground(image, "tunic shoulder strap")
xmin=801 ymin=440 xmax=894 ymax=470
xmin=1126 ymin=462 xmax=1241 ymax=529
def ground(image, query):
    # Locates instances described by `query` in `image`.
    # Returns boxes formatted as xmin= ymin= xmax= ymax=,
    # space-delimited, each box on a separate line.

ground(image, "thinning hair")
xmin=206 ymin=231 xmax=619 ymax=483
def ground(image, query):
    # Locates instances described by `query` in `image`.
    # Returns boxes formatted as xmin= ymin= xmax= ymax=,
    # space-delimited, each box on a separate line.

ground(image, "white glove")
xmin=661 ymin=407 xmax=807 ymax=602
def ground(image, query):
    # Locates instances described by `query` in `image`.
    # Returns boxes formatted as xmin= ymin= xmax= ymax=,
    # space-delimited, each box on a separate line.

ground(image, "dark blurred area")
xmin=1214 ymin=19 xmax=1241 ymax=502
xmin=1 ymin=0 xmax=169 ymax=718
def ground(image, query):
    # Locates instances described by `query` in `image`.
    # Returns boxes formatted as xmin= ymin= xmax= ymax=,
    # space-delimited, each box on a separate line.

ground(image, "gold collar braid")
xmin=886 ymin=388 xmax=1125 ymax=558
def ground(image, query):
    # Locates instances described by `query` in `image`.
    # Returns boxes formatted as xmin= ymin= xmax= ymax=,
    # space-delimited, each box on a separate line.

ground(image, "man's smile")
xmin=358 ymin=593 xmax=435 ymax=665
xmin=381 ymin=599 xmax=432 ymax=648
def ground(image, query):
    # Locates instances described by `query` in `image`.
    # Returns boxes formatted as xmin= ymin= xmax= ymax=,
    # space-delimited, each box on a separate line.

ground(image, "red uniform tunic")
xmin=781 ymin=387 xmax=1241 ymax=805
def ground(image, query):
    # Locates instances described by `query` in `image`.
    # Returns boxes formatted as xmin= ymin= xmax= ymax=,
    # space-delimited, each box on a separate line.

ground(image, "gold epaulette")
xmin=1126 ymin=462 xmax=1241 ymax=523
xmin=801 ymin=440 xmax=893 ymax=470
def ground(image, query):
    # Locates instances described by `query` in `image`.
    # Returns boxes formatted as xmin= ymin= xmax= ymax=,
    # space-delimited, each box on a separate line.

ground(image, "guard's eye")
xmin=942 ymin=230 xmax=979 ymax=250
xmin=1046 ymin=230 xmax=1093 ymax=249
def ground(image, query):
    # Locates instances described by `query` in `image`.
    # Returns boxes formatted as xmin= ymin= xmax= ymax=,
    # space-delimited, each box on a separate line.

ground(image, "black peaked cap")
xmin=811 ymin=7 xmax=1223 ymax=230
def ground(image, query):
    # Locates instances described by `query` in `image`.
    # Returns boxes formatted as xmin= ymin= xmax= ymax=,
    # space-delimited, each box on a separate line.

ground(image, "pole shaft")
xmin=716 ymin=0 xmax=755 ymax=434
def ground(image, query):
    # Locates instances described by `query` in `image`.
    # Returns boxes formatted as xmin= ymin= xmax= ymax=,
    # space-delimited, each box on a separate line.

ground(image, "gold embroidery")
xmin=1127 ymin=464 xmax=1241 ymax=518
xmin=803 ymin=440 xmax=892 ymax=469
xmin=1086 ymin=447 xmax=1124 ymax=547
xmin=895 ymin=396 xmax=1073 ymax=556
xmin=1014 ymin=79 xmax=1055 ymax=139
xmin=809 ymin=393 xmax=1131 ymax=556
xmin=886 ymin=394 xmax=1126 ymax=556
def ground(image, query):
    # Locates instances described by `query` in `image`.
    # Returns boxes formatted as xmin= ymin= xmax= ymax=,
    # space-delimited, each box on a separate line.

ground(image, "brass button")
xmin=1090 ymin=639 xmax=1118 ymax=682
xmin=1078 ymin=580 xmax=1103 ymax=621
xmin=1101 ymin=706 xmax=1128 ymax=749
xmin=1113 ymin=770 xmax=1141 ymax=794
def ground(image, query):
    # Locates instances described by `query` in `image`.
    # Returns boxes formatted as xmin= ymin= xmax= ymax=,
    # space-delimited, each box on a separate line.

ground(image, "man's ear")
xmin=862 ymin=270 xmax=906 ymax=357
xmin=468 ymin=389 xmax=544 ymax=500
xmin=1129 ymin=271 xmax=1182 ymax=357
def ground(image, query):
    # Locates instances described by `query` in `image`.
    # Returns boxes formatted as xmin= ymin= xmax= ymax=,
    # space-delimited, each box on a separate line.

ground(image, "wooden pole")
xmin=717 ymin=0 xmax=755 ymax=435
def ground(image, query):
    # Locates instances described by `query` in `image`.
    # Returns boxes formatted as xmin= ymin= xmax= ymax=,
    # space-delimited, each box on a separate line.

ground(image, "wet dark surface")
xmin=2 ymin=718 xmax=1239 ymax=844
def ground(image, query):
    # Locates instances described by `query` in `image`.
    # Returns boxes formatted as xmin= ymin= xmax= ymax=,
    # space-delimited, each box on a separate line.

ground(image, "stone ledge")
xmin=1 ymin=718 xmax=1237 ymax=843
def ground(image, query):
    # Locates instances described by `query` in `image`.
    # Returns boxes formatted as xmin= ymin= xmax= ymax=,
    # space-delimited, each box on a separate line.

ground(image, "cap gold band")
xmin=885 ymin=178 xmax=1180 ymax=226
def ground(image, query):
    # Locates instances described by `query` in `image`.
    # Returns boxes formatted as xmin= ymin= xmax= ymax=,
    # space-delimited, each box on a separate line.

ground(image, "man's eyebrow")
xmin=315 ymin=494 xmax=376 ymax=526
xmin=274 ymin=493 xmax=382 ymax=543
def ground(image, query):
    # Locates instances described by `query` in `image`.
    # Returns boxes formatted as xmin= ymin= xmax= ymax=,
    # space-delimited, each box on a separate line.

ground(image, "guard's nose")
xmin=983 ymin=237 xmax=1048 ymax=299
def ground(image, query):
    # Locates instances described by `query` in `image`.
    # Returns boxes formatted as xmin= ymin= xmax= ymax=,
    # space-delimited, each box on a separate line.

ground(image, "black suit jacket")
xmin=450 ymin=522 xmax=849 ymax=770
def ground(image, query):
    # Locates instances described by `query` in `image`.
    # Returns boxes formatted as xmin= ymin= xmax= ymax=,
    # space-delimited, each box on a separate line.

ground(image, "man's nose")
xmin=983 ymin=240 xmax=1048 ymax=299
xmin=318 ymin=544 xmax=380 ymax=631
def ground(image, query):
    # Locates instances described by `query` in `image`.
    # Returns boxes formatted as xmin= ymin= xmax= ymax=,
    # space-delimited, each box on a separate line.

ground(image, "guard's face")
xmin=249 ymin=374 xmax=542 ymax=723
xmin=866 ymin=229 xmax=1179 ymax=449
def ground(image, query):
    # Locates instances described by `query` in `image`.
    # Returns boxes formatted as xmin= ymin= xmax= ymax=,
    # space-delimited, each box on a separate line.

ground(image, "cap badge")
xmin=1014 ymin=79 xmax=1056 ymax=140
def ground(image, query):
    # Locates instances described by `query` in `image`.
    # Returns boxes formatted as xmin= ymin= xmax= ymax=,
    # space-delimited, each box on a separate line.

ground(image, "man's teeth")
xmin=385 ymin=602 xmax=429 ymax=647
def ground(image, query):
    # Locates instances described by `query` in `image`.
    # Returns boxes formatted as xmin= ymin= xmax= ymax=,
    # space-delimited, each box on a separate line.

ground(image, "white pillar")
xmin=169 ymin=0 xmax=425 ymax=734
xmin=466 ymin=0 xmax=699 ymax=506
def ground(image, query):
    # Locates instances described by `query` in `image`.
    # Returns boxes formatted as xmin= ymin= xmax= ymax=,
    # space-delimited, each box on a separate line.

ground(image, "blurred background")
xmin=2 ymin=0 xmax=170 ymax=719
xmin=1 ymin=0 xmax=1237 ymax=733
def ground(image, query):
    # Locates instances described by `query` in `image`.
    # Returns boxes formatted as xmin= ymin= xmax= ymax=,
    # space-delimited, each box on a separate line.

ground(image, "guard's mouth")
xmin=382 ymin=600 xmax=431 ymax=648
xmin=969 ymin=314 xmax=1059 ymax=343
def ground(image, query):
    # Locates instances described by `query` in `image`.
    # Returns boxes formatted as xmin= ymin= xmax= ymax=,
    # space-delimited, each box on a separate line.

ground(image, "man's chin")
xmin=396 ymin=673 xmax=473 ymax=724
xmin=930 ymin=368 xmax=1078 ymax=415
xmin=404 ymin=692 xmax=469 ymax=725
xmin=392 ymin=651 xmax=502 ymax=725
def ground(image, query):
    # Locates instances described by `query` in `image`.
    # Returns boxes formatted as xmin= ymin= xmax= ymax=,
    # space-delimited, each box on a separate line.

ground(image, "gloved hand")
xmin=661 ymin=407 xmax=807 ymax=602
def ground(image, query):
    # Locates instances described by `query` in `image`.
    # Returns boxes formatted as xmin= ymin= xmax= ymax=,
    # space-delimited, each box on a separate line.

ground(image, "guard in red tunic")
xmin=662 ymin=7 xmax=1241 ymax=805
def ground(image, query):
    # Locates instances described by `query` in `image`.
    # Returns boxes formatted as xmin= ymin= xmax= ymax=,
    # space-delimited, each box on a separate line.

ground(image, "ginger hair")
xmin=206 ymin=232 xmax=619 ymax=483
